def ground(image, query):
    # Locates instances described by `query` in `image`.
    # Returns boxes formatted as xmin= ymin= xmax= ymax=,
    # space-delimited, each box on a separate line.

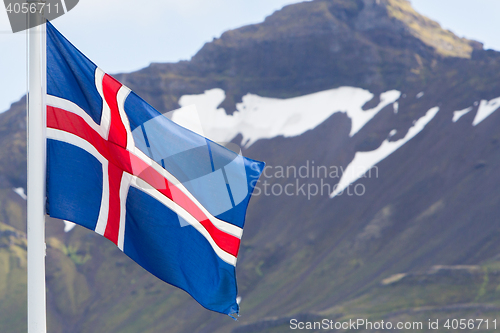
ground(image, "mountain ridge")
xmin=117 ymin=0 xmax=484 ymax=115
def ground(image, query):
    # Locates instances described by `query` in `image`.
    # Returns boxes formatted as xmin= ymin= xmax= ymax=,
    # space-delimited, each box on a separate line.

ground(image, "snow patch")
xmin=452 ymin=107 xmax=472 ymax=122
xmin=64 ymin=221 xmax=76 ymax=232
xmin=348 ymin=90 xmax=401 ymax=137
xmin=169 ymin=104 xmax=206 ymax=137
xmin=13 ymin=187 xmax=26 ymax=200
xmin=388 ymin=129 xmax=397 ymax=137
xmin=472 ymin=97 xmax=500 ymax=126
xmin=177 ymin=87 xmax=401 ymax=147
xmin=416 ymin=92 xmax=424 ymax=99
xmin=393 ymin=102 xmax=399 ymax=114
xmin=330 ymin=107 xmax=440 ymax=198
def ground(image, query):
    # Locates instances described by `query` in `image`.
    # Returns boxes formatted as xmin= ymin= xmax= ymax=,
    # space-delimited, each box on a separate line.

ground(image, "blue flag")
xmin=45 ymin=22 xmax=264 ymax=316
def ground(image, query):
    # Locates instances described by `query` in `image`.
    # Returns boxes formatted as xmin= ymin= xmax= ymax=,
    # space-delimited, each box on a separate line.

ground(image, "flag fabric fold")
xmin=45 ymin=22 xmax=264 ymax=316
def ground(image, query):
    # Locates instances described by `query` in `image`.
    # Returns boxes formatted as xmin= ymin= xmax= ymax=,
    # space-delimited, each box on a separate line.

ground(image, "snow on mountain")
xmin=173 ymin=85 xmax=442 ymax=202
xmin=393 ymin=102 xmax=399 ymax=114
xmin=472 ymin=96 xmax=500 ymax=126
xmin=63 ymin=221 xmax=76 ymax=232
xmin=175 ymin=87 xmax=401 ymax=147
xmin=330 ymin=107 xmax=440 ymax=198
xmin=452 ymin=107 xmax=473 ymax=122
xmin=13 ymin=187 xmax=26 ymax=200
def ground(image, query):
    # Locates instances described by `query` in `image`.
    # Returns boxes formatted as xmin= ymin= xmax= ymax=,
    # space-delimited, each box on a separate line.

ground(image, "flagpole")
xmin=27 ymin=2 xmax=47 ymax=332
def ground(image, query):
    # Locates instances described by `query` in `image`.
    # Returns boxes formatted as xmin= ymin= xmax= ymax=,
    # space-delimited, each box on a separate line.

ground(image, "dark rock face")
xmin=1 ymin=1 xmax=500 ymax=332
xmin=116 ymin=0 xmax=442 ymax=114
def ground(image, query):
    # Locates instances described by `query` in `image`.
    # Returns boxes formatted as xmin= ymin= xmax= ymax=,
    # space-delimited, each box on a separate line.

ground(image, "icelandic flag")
xmin=45 ymin=22 xmax=264 ymax=317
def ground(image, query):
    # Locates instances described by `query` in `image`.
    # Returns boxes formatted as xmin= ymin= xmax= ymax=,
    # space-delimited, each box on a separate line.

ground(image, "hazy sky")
xmin=1 ymin=0 xmax=500 ymax=112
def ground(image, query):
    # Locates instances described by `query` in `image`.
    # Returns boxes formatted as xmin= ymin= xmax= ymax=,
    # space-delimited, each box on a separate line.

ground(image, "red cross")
xmin=47 ymin=73 xmax=241 ymax=258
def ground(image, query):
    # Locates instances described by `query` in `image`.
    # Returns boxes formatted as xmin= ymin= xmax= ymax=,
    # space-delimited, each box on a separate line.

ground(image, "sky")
xmin=1 ymin=0 xmax=500 ymax=113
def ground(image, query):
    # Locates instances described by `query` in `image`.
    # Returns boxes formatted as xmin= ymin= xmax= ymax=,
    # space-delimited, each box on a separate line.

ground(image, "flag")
xmin=45 ymin=22 xmax=264 ymax=317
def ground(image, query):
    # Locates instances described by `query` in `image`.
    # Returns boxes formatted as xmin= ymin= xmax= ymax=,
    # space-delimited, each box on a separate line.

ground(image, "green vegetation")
xmin=0 ymin=223 xmax=27 ymax=333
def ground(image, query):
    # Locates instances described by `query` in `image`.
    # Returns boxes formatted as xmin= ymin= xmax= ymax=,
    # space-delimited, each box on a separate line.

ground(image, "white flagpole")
xmin=27 ymin=2 xmax=47 ymax=332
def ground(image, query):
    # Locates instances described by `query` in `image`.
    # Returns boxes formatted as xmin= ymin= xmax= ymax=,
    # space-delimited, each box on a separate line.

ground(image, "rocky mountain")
xmin=1 ymin=0 xmax=500 ymax=332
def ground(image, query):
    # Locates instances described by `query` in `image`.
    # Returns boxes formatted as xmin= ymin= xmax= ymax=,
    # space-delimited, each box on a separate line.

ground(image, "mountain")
xmin=2 ymin=0 xmax=500 ymax=332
